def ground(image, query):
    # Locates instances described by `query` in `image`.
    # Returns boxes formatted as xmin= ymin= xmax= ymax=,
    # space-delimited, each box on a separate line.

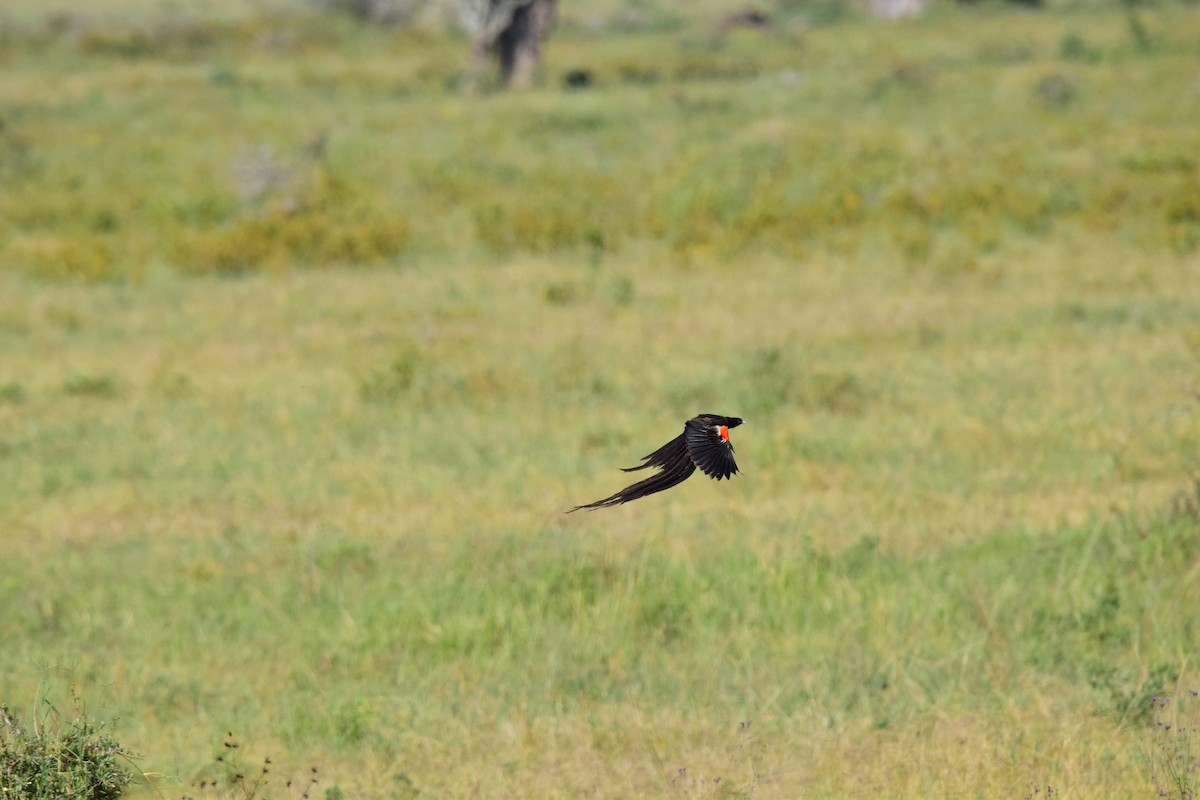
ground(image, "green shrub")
xmin=0 ymin=703 xmax=133 ymax=800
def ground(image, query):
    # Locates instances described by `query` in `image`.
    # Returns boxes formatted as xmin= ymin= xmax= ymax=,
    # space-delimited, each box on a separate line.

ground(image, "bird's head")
xmin=725 ymin=417 xmax=745 ymax=429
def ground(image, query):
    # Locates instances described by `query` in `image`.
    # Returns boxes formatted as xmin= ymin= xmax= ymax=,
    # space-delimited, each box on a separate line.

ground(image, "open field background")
xmin=3 ymin=0 xmax=1200 ymax=797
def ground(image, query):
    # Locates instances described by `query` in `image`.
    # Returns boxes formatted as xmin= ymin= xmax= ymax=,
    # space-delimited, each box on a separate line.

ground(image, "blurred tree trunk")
xmin=460 ymin=0 xmax=556 ymax=90
xmin=497 ymin=0 xmax=555 ymax=88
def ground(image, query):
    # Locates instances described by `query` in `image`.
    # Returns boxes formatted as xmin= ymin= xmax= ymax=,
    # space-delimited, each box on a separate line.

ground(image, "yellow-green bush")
xmin=7 ymin=234 xmax=118 ymax=282
xmin=172 ymin=208 xmax=411 ymax=275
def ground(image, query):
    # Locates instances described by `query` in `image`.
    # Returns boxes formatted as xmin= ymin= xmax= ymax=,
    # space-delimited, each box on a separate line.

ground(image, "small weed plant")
xmin=1145 ymin=692 xmax=1200 ymax=800
xmin=182 ymin=732 xmax=321 ymax=800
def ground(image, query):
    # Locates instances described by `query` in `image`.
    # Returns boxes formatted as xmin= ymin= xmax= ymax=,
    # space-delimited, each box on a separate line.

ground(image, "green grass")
xmin=2 ymin=2 xmax=1199 ymax=280
xmin=2 ymin=0 xmax=1200 ymax=797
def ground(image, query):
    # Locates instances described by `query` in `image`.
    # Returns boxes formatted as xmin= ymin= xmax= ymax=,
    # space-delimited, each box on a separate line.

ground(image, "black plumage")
xmin=569 ymin=414 xmax=744 ymax=512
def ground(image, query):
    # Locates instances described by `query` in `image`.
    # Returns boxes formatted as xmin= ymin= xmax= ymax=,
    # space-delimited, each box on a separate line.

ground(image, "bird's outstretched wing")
xmin=685 ymin=417 xmax=739 ymax=480
xmin=620 ymin=432 xmax=687 ymax=472
xmin=568 ymin=439 xmax=696 ymax=511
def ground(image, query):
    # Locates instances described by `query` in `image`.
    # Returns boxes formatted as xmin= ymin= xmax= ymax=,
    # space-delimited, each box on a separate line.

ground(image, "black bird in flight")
xmin=569 ymin=414 xmax=745 ymax=512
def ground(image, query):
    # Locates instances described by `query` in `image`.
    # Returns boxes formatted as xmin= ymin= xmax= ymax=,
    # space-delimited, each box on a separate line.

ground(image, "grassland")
xmin=2 ymin=0 xmax=1200 ymax=797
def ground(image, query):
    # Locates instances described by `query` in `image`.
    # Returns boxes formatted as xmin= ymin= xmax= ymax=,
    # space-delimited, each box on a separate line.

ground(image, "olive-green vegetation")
xmin=2 ymin=0 xmax=1199 ymax=797
xmin=1 ymin=700 xmax=133 ymax=800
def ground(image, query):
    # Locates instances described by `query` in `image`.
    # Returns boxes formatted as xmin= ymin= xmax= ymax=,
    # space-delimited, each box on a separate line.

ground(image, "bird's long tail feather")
xmin=569 ymin=445 xmax=696 ymax=512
